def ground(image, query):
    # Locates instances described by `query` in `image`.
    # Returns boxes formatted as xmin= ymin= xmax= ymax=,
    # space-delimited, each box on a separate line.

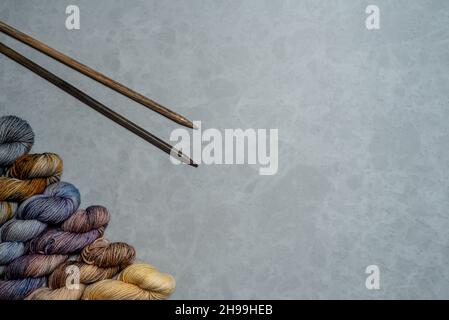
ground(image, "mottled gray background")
xmin=1 ymin=0 xmax=448 ymax=299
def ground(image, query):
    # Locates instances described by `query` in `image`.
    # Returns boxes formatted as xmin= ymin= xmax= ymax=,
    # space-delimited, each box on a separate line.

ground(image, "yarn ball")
xmin=0 ymin=153 xmax=63 ymax=202
xmin=82 ymin=263 xmax=176 ymax=300
xmin=0 ymin=277 xmax=45 ymax=300
xmin=0 ymin=115 xmax=34 ymax=174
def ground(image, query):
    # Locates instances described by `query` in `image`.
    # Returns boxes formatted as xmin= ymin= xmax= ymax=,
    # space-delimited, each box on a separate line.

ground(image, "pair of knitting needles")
xmin=0 ymin=21 xmax=197 ymax=167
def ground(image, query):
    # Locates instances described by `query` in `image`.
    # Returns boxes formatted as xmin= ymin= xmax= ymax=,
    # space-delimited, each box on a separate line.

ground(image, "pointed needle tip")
xmin=190 ymin=162 xmax=199 ymax=168
xmin=179 ymin=117 xmax=197 ymax=130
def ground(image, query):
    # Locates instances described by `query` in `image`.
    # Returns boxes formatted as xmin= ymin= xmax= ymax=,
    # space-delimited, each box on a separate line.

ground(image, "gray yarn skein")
xmin=0 ymin=116 xmax=35 ymax=226
xmin=0 ymin=115 xmax=35 ymax=175
xmin=0 ymin=219 xmax=47 ymax=266
xmin=0 ymin=182 xmax=81 ymax=269
xmin=0 ymin=115 xmax=35 ymax=276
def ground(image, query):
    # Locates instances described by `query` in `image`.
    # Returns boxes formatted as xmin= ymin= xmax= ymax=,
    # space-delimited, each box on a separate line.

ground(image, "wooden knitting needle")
xmin=0 ymin=20 xmax=195 ymax=129
xmin=0 ymin=42 xmax=198 ymax=167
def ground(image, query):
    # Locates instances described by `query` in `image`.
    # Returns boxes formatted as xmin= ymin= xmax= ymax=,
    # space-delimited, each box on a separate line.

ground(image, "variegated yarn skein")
xmin=0 ymin=116 xmax=34 ymax=175
xmin=0 ymin=182 xmax=81 ymax=267
xmin=1 ymin=206 xmax=109 ymax=300
xmin=28 ymin=205 xmax=110 ymax=255
xmin=0 ymin=115 xmax=176 ymax=300
xmin=0 ymin=153 xmax=63 ymax=203
xmin=26 ymin=238 xmax=136 ymax=300
xmin=0 ymin=181 xmax=80 ymax=300
xmin=0 ymin=116 xmax=34 ymax=225
xmin=82 ymin=263 xmax=176 ymax=300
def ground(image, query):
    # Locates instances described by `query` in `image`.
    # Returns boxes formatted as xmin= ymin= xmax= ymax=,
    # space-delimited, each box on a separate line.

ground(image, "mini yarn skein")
xmin=82 ymin=263 xmax=176 ymax=300
xmin=26 ymin=238 xmax=136 ymax=300
xmin=0 ymin=253 xmax=68 ymax=300
xmin=23 ymin=210 xmax=112 ymax=300
xmin=27 ymin=206 xmax=110 ymax=255
xmin=4 ymin=254 xmax=68 ymax=280
xmin=0 ymin=116 xmax=35 ymax=225
xmin=0 ymin=153 xmax=63 ymax=203
xmin=16 ymin=181 xmax=80 ymax=224
xmin=53 ymin=238 xmax=136 ymax=286
xmin=0 ymin=182 xmax=81 ymax=266
xmin=0 ymin=277 xmax=46 ymax=300
xmin=0 ymin=116 xmax=34 ymax=175
xmin=0 ymin=182 xmax=80 ymax=300
xmin=81 ymin=238 xmax=136 ymax=268
xmin=4 ymin=205 xmax=111 ymax=296
xmin=0 ymin=115 xmax=177 ymax=300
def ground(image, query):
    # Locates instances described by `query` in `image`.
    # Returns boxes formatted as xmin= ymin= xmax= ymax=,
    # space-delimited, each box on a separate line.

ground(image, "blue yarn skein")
xmin=16 ymin=182 xmax=81 ymax=223
xmin=0 ymin=181 xmax=81 ymax=266
xmin=0 ymin=277 xmax=46 ymax=300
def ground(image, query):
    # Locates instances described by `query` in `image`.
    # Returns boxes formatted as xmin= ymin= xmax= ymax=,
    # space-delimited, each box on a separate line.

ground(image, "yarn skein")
xmin=25 ymin=284 xmax=87 ymax=300
xmin=81 ymin=238 xmax=135 ymax=268
xmin=0 ymin=277 xmax=46 ymax=300
xmin=0 ymin=202 xmax=18 ymax=230
xmin=21 ymin=206 xmax=111 ymax=299
xmin=0 ymin=115 xmax=178 ymax=300
xmin=26 ymin=238 xmax=136 ymax=300
xmin=0 ymin=116 xmax=34 ymax=225
xmin=55 ymin=238 xmax=136 ymax=286
xmin=0 ymin=182 xmax=81 ymax=266
xmin=5 ymin=254 xmax=69 ymax=280
xmin=82 ymin=263 xmax=176 ymax=300
xmin=28 ymin=206 xmax=110 ymax=255
xmin=0 ymin=116 xmax=34 ymax=175
xmin=4 ymin=205 xmax=111 ymax=294
xmin=0 ymin=153 xmax=63 ymax=203
xmin=0 ymin=182 xmax=80 ymax=300
xmin=0 ymin=254 xmax=67 ymax=299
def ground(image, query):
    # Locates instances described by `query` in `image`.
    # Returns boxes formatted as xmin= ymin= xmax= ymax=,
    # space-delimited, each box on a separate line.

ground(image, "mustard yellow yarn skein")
xmin=82 ymin=263 xmax=175 ymax=300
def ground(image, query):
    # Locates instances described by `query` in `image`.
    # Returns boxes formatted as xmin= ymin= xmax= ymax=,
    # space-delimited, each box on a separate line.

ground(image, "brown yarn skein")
xmin=25 ymin=239 xmax=136 ymax=300
xmin=48 ymin=262 xmax=121 ymax=290
xmin=48 ymin=238 xmax=135 ymax=289
xmin=81 ymin=238 xmax=136 ymax=268
xmin=0 ymin=153 xmax=62 ymax=202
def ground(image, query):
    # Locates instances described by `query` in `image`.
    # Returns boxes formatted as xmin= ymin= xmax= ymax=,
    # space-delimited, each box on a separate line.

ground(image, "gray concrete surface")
xmin=1 ymin=0 xmax=449 ymax=299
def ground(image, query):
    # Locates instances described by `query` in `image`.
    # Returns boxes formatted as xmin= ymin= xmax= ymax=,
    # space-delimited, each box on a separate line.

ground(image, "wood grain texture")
xmin=0 ymin=42 xmax=197 ymax=167
xmin=0 ymin=20 xmax=195 ymax=129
